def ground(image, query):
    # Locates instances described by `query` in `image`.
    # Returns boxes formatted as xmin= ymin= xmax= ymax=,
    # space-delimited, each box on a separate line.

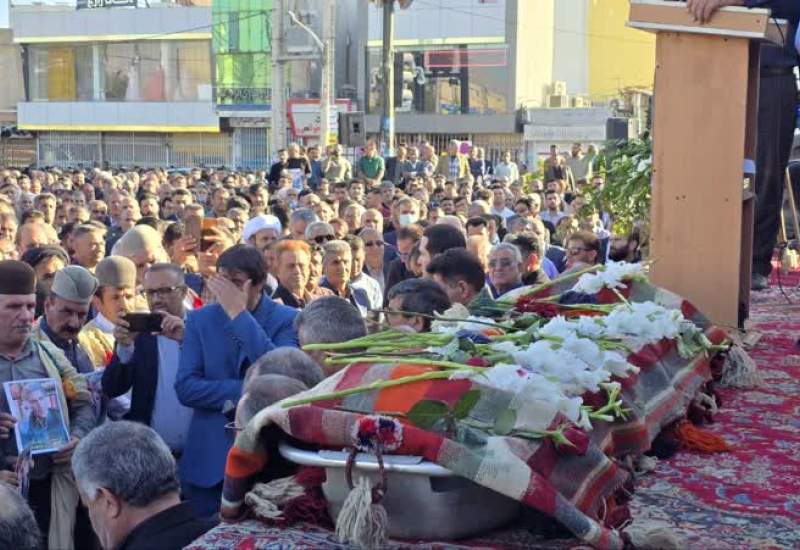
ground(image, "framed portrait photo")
xmin=3 ymin=378 xmax=70 ymax=455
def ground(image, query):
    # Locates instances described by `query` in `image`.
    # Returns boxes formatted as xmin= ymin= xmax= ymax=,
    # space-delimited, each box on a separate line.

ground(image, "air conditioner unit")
xmin=549 ymin=94 xmax=569 ymax=108
xmin=551 ymin=81 xmax=567 ymax=96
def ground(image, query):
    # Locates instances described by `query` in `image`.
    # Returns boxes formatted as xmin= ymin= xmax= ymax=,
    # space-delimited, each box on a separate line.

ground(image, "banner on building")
xmin=287 ymin=99 xmax=352 ymax=139
xmin=77 ymin=0 xmax=137 ymax=9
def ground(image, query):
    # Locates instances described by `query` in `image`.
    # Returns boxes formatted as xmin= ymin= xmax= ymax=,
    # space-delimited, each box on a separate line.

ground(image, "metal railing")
xmin=0 ymin=138 xmax=38 ymax=168
xmin=36 ymin=131 xmax=245 ymax=169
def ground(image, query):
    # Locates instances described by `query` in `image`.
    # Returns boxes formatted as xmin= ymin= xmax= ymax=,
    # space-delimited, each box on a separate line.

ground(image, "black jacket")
xmin=102 ymin=333 xmax=159 ymax=425
xmin=117 ymin=502 xmax=217 ymax=550
xmin=746 ymin=0 xmax=799 ymax=69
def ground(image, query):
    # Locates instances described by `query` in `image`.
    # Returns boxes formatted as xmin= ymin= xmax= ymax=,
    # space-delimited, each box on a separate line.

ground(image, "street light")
xmin=287 ymin=7 xmax=334 ymax=148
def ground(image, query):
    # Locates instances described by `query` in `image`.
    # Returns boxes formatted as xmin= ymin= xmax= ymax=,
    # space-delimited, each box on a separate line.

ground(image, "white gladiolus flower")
xmin=430 ymin=303 xmax=499 ymax=334
xmin=572 ymin=261 xmax=647 ymax=295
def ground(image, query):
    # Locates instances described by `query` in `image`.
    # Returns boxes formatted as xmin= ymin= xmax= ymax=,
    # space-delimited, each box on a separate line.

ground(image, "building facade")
xmin=12 ymin=0 xmax=226 ymax=168
xmin=356 ymin=0 xmax=655 ymax=166
xmin=212 ymin=0 xmax=362 ymax=167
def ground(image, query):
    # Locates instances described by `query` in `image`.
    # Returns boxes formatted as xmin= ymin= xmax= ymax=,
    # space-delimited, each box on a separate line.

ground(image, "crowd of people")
xmin=0 ymin=137 xmax=642 ymax=550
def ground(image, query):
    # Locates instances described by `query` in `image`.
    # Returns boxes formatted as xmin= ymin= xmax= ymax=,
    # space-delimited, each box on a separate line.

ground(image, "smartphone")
xmin=184 ymin=215 xmax=203 ymax=249
xmin=123 ymin=312 xmax=164 ymax=333
xmin=184 ymin=216 xmax=219 ymax=252
xmin=200 ymin=218 xmax=219 ymax=252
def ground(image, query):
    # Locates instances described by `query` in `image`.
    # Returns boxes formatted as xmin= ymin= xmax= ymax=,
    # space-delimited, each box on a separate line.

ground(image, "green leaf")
xmin=407 ymin=400 xmax=449 ymax=430
xmin=493 ymin=408 xmax=517 ymax=436
xmin=452 ymin=390 xmax=481 ymax=420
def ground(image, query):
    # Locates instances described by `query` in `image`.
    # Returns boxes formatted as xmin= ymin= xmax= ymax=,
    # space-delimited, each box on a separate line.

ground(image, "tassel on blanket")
xmin=720 ymin=344 xmax=761 ymax=389
xmin=335 ymin=415 xmax=402 ymax=549
xmin=244 ymin=475 xmax=306 ymax=521
xmin=335 ymin=475 xmax=388 ymax=549
xmin=623 ymin=521 xmax=683 ymax=549
xmin=673 ymin=420 xmax=730 ymax=454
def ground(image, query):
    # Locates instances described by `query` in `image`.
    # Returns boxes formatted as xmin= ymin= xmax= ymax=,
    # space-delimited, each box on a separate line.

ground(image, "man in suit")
xmin=687 ymin=0 xmax=799 ymax=290
xmin=103 ymin=264 xmax=191 ymax=457
xmin=71 ymin=421 xmax=217 ymax=550
xmin=436 ymin=140 xmax=471 ymax=180
xmin=175 ymin=244 xmax=299 ymax=517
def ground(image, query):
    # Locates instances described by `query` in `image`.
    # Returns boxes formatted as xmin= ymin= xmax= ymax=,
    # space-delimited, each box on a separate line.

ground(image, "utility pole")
xmin=287 ymin=1 xmax=336 ymax=148
xmin=381 ymin=0 xmax=395 ymax=155
xmin=319 ymin=0 xmax=336 ymax=147
xmin=271 ymin=0 xmax=287 ymax=154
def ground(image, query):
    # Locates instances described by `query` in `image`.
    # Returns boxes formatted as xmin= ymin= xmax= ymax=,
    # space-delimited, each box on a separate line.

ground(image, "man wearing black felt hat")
xmin=0 ymin=260 xmax=95 ymax=548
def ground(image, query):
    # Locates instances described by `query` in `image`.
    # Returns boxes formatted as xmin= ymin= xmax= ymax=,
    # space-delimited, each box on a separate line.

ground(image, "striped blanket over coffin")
xmin=221 ymin=280 xmax=726 ymax=550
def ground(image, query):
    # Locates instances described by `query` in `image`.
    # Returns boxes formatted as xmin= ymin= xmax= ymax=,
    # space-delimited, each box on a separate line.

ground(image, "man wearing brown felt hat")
xmin=0 ymin=260 xmax=95 ymax=549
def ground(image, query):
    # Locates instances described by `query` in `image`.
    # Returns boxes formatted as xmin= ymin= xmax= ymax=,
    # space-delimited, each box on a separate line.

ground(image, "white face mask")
xmin=398 ymin=213 xmax=416 ymax=227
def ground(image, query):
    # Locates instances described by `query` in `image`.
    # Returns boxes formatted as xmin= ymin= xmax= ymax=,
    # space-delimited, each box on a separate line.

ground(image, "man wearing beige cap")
xmin=34 ymin=266 xmax=97 ymax=374
xmin=79 ymin=256 xmax=137 ymax=369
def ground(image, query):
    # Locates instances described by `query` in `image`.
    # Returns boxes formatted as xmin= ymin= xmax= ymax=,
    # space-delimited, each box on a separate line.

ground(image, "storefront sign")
xmin=77 ymin=0 xmax=137 ymax=9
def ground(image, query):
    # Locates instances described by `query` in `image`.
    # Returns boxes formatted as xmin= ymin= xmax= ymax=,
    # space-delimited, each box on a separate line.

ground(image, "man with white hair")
xmin=71 ymin=421 xmax=216 ymax=550
xmin=488 ymin=243 xmax=525 ymax=298
xmin=112 ymin=225 xmax=168 ymax=300
xmin=436 ymin=139 xmax=470 ymax=180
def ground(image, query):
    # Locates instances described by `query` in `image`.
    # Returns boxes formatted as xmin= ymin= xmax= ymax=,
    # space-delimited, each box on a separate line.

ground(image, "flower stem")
xmin=324 ymin=355 xmax=482 ymax=372
xmin=281 ymin=370 xmax=456 ymax=408
xmin=509 ymin=264 xmax=605 ymax=301
xmin=611 ymin=287 xmax=630 ymax=305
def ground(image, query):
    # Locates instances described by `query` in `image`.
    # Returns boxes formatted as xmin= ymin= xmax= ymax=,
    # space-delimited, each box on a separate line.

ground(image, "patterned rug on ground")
xmin=187 ymin=274 xmax=800 ymax=550
xmin=628 ymin=272 xmax=800 ymax=550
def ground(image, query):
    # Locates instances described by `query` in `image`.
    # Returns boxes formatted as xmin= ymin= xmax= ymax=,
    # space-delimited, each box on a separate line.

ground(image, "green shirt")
xmin=358 ymin=155 xmax=385 ymax=180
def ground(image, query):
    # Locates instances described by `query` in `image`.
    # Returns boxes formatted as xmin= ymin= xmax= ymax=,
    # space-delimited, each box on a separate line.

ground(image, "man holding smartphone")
xmin=78 ymin=256 xmax=138 ymax=369
xmin=104 ymin=264 xmax=191 ymax=458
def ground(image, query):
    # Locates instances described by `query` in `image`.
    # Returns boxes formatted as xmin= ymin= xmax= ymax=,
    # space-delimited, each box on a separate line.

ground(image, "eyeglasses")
xmin=488 ymin=258 xmax=515 ymax=269
xmin=567 ymin=247 xmax=590 ymax=256
xmin=313 ymin=234 xmax=335 ymax=244
xmin=144 ymin=285 xmax=185 ymax=298
xmin=364 ymin=240 xmax=384 ymax=248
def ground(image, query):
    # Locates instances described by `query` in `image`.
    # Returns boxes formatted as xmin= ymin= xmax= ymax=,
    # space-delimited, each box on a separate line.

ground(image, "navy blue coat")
xmin=175 ymin=296 xmax=298 ymax=487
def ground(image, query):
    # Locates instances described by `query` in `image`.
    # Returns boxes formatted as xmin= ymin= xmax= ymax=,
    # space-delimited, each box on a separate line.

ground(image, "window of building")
xmin=26 ymin=40 xmax=211 ymax=103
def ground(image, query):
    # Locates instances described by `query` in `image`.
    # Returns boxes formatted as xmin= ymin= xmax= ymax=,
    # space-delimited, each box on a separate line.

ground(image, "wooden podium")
xmin=627 ymin=0 xmax=787 ymax=328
